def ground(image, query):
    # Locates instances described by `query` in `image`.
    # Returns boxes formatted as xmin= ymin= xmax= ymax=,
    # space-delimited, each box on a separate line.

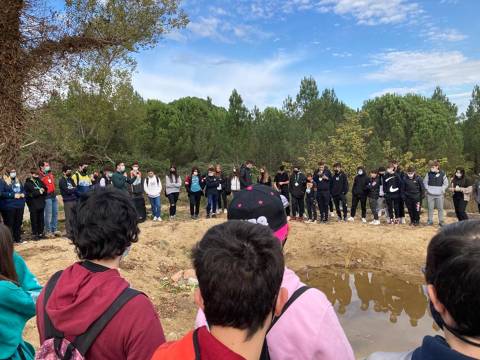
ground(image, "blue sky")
xmin=131 ymin=0 xmax=480 ymax=113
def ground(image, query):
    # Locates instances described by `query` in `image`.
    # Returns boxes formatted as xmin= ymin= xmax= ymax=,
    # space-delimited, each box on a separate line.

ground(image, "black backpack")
xmin=38 ymin=271 xmax=141 ymax=359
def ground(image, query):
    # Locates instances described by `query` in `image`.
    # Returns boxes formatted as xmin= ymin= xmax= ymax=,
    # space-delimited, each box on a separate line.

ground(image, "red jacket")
xmin=37 ymin=261 xmax=165 ymax=360
xmin=39 ymin=171 xmax=56 ymax=195
xmin=151 ymin=326 xmax=245 ymax=360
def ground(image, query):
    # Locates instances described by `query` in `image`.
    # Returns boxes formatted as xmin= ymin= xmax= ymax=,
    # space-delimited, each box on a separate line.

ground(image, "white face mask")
xmin=358 ymin=170 xmax=363 ymax=175
xmin=119 ymin=166 xmax=125 ymax=172
xmin=456 ymin=172 xmax=462 ymax=178
xmin=193 ymin=172 xmax=198 ymax=176
xmin=133 ymin=167 xmax=139 ymax=171
xmin=407 ymin=173 xmax=414 ymax=179
xmin=208 ymin=172 xmax=214 ymax=177
xmin=10 ymin=172 xmax=16 ymax=179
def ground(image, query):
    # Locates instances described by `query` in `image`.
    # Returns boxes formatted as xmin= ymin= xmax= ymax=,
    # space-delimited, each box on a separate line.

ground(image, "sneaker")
xmin=46 ymin=232 xmax=55 ymax=239
xmin=191 ymin=215 xmax=196 ymax=220
xmin=224 ymin=209 xmax=228 ymax=214
xmin=337 ymin=216 xmax=342 ymax=222
xmin=330 ymin=212 xmax=335 ymax=217
xmin=54 ymin=231 xmax=62 ymax=237
xmin=427 ymin=221 xmax=434 ymax=226
xmin=371 ymin=220 xmax=380 ymax=225
xmin=158 ymin=217 xmax=163 ymax=222
xmin=343 ymin=217 xmax=348 ymax=222
xmin=361 ymin=218 xmax=367 ymax=224
xmin=212 ymin=214 xmax=217 ymax=219
xmin=387 ymin=219 xmax=392 ymax=225
xmin=287 ymin=216 xmax=291 ymax=221
xmin=291 ymin=216 xmax=297 ymax=221
xmin=399 ymin=217 xmax=406 ymax=224
xmin=347 ymin=217 xmax=355 ymax=222
xmin=170 ymin=216 xmax=174 ymax=221
xmin=153 ymin=216 xmax=158 ymax=221
xmin=206 ymin=214 xmax=211 ymax=219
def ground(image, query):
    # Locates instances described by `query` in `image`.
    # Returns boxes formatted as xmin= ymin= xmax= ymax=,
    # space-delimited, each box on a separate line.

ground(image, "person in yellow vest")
xmin=73 ymin=163 xmax=93 ymax=194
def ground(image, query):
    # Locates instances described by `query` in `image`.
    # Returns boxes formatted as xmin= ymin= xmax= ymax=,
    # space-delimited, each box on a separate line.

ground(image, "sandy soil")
xmin=18 ymin=207 xmax=445 ymax=352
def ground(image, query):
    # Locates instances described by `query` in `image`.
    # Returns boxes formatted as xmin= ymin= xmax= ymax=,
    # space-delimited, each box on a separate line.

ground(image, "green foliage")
xmin=463 ymin=86 xmax=480 ymax=173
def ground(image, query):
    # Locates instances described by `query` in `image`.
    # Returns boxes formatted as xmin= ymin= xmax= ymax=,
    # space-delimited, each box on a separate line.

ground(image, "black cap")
xmin=228 ymin=184 xmax=287 ymax=234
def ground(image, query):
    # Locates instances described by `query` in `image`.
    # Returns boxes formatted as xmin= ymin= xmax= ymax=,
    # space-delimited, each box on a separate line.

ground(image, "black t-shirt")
xmin=274 ymin=172 xmax=289 ymax=193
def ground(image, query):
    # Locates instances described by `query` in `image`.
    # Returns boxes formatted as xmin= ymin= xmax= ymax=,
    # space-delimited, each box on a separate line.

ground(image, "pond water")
xmin=300 ymin=269 xmax=438 ymax=359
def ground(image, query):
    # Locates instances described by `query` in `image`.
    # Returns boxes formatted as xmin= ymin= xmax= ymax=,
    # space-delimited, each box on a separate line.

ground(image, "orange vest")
xmin=151 ymin=331 xmax=196 ymax=360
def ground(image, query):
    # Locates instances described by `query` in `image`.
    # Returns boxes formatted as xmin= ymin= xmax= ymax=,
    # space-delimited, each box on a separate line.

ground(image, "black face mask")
xmin=430 ymin=301 xmax=480 ymax=347
xmin=81 ymin=168 xmax=88 ymax=175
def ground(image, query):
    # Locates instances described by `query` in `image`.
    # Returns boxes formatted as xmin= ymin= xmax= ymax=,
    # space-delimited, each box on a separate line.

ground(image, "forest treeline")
xmin=32 ymin=70 xmax=480 ymax=178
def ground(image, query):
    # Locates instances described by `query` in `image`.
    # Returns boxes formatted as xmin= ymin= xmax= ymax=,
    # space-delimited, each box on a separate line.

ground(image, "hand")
xmin=14 ymin=193 xmax=21 ymax=199
xmin=40 ymin=188 xmax=44 ymax=194
xmin=455 ymin=185 xmax=461 ymax=192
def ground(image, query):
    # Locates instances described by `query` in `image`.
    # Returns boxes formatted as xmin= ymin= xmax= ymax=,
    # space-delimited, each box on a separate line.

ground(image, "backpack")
xmin=260 ymin=286 xmax=311 ymax=360
xmin=36 ymin=271 xmax=141 ymax=360
xmin=146 ymin=176 xmax=160 ymax=186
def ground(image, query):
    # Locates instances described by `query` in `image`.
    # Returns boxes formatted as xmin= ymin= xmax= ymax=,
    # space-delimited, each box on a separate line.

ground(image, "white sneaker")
xmin=371 ymin=220 xmax=380 ymax=225
xmin=153 ymin=217 xmax=158 ymax=221
xmin=347 ymin=217 xmax=355 ymax=222
xmin=158 ymin=217 xmax=163 ymax=222
xmin=330 ymin=212 xmax=335 ymax=217
xmin=400 ymin=217 xmax=406 ymax=224
xmin=224 ymin=209 xmax=228 ymax=214
xmin=362 ymin=218 xmax=367 ymax=223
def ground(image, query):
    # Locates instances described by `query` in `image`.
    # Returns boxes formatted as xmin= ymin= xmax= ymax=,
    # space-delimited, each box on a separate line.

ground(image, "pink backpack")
xmin=36 ymin=271 xmax=140 ymax=360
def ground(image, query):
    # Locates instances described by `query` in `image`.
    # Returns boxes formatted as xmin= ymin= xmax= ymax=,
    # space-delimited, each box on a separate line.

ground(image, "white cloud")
xmin=133 ymin=52 xmax=302 ymax=109
xmin=332 ymin=51 xmax=352 ymax=58
xmin=367 ymin=51 xmax=480 ymax=86
xmin=425 ymin=28 xmax=467 ymax=42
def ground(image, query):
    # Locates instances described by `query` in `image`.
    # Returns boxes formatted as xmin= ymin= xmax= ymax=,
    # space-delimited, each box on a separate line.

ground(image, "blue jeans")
xmin=44 ymin=196 xmax=58 ymax=233
xmin=207 ymin=194 xmax=218 ymax=215
xmin=149 ymin=196 xmax=161 ymax=218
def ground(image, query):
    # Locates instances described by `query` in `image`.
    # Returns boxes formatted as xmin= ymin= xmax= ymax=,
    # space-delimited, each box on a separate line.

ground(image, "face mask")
xmin=456 ymin=172 xmax=462 ymax=178
xmin=81 ymin=168 xmax=88 ymax=175
xmin=408 ymin=173 xmax=414 ymax=179
xmin=66 ymin=172 xmax=72 ymax=177
xmin=208 ymin=172 xmax=214 ymax=177
xmin=121 ymin=246 xmax=131 ymax=260
xmin=431 ymin=168 xmax=437 ymax=173
xmin=193 ymin=171 xmax=198 ymax=176
xmin=119 ymin=166 xmax=125 ymax=172
xmin=261 ymin=170 xmax=265 ymax=174
xmin=10 ymin=172 xmax=16 ymax=179
xmin=44 ymin=166 xmax=51 ymax=173
xmin=293 ymin=169 xmax=299 ymax=174
xmin=371 ymin=174 xmax=377 ymax=179
xmin=31 ymin=174 xmax=37 ymax=178
xmin=334 ymin=169 xmax=340 ymax=173
xmin=387 ymin=169 xmax=394 ymax=174
xmin=106 ymin=172 xmax=112 ymax=178
xmin=358 ymin=170 xmax=363 ymax=175
xmin=133 ymin=167 xmax=139 ymax=171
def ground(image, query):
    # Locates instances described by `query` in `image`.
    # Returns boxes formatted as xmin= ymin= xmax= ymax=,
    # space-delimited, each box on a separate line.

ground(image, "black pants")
xmin=329 ymin=198 xmax=334 ymax=213
xmin=369 ymin=198 xmax=379 ymax=220
xmin=189 ymin=192 xmax=202 ymax=216
xmin=317 ymin=192 xmax=330 ymax=221
xmin=281 ymin=190 xmax=290 ymax=216
xmin=217 ymin=190 xmax=228 ymax=211
xmin=306 ymin=196 xmax=317 ymax=221
xmin=351 ymin=194 xmax=367 ymax=218
xmin=1 ymin=207 xmax=24 ymax=243
xmin=29 ymin=206 xmax=45 ymax=237
xmin=398 ymin=198 xmax=405 ymax=218
xmin=386 ymin=196 xmax=401 ymax=220
xmin=291 ymin=195 xmax=305 ymax=218
xmin=133 ymin=196 xmax=146 ymax=222
xmin=453 ymin=194 xmax=469 ymax=221
xmin=405 ymin=197 xmax=421 ymax=224
xmin=333 ymin=194 xmax=348 ymax=219
xmin=167 ymin=192 xmax=179 ymax=216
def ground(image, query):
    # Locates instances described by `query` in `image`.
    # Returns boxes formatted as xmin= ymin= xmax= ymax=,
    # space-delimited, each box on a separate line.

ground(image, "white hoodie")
xmin=144 ymin=176 xmax=162 ymax=198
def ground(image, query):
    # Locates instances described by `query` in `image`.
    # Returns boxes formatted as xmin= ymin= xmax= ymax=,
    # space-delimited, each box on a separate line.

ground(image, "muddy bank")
xmin=18 ymin=208 xmax=442 ymax=356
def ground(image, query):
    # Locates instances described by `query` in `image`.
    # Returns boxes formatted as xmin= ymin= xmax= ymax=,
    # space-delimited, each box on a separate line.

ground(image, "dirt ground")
xmin=18 ymin=206 xmax=445 ymax=353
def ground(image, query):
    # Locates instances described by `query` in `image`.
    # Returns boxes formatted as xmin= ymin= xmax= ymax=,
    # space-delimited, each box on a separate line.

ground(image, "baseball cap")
xmin=228 ymin=184 xmax=288 ymax=244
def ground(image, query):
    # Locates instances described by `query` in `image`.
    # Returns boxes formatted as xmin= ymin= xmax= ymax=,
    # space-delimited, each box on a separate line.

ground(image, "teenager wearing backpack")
xmin=152 ymin=220 xmax=287 ymax=360
xmin=144 ymin=170 xmax=162 ymax=221
xmin=0 ymin=224 xmax=38 ymax=360
xmin=195 ymin=185 xmax=354 ymax=360
xmin=423 ymin=160 xmax=449 ymax=226
xmin=36 ymin=189 xmax=165 ymax=360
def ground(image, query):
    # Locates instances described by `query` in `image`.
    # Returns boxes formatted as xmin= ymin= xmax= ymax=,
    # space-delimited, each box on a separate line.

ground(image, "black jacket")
xmin=384 ymin=172 xmax=402 ymax=198
xmin=274 ymin=172 xmax=289 ymax=193
xmin=24 ymin=177 xmax=47 ymax=210
xmin=257 ymin=176 xmax=272 ymax=187
xmin=239 ymin=165 xmax=253 ymax=189
xmin=289 ymin=171 xmax=307 ymax=198
xmin=313 ymin=170 xmax=331 ymax=193
xmin=366 ymin=177 xmax=380 ymax=199
xmin=352 ymin=173 xmax=369 ymax=197
xmin=59 ymin=176 xmax=78 ymax=203
xmin=205 ymin=175 xmax=220 ymax=196
xmin=305 ymin=181 xmax=316 ymax=198
xmin=330 ymin=171 xmax=349 ymax=196
xmin=402 ymin=175 xmax=425 ymax=201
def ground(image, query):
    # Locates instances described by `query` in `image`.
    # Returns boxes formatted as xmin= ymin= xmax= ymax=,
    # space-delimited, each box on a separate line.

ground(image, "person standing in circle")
xmin=450 ymin=167 xmax=472 ymax=222
xmin=274 ymin=165 xmax=290 ymax=217
xmin=0 ymin=168 xmax=26 ymax=244
xmin=215 ymin=165 xmax=229 ymax=214
xmin=24 ymin=168 xmax=47 ymax=240
xmin=185 ymin=167 xmax=205 ymax=220
xmin=257 ymin=166 xmax=272 ymax=187
xmin=289 ymin=165 xmax=307 ymax=221
xmin=165 ymin=165 xmax=181 ymax=220
xmin=230 ymin=166 xmax=241 ymax=198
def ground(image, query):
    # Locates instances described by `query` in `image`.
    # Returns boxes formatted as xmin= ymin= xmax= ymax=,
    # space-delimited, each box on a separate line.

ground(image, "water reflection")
xmin=303 ymin=270 xmax=428 ymax=326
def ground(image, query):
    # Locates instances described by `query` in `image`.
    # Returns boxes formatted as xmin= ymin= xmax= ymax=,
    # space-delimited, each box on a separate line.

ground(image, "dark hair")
xmin=62 ymin=165 xmax=72 ymax=173
xmin=0 ymin=224 xmax=18 ymax=283
xmin=38 ymin=160 xmax=47 ymax=168
xmin=425 ymin=220 xmax=480 ymax=336
xmin=30 ymin=168 xmax=37 ymax=174
xmin=70 ymin=188 xmax=139 ymax=260
xmin=334 ymin=162 xmax=342 ymax=168
xmin=169 ymin=165 xmax=178 ymax=183
xmin=279 ymin=165 xmax=285 ymax=172
xmin=378 ymin=166 xmax=386 ymax=172
xmin=115 ymin=161 xmax=124 ymax=168
xmin=193 ymin=221 xmax=284 ymax=339
xmin=318 ymin=161 xmax=325 ymax=166
xmin=191 ymin=167 xmax=200 ymax=175
xmin=455 ymin=167 xmax=465 ymax=177
xmin=406 ymin=166 xmax=416 ymax=173
xmin=246 ymin=160 xmax=254 ymax=165
xmin=369 ymin=169 xmax=378 ymax=174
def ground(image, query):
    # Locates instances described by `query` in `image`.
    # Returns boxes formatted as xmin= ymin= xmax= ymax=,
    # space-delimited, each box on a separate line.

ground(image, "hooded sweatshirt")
xmin=195 ymin=267 xmax=354 ymax=360
xmin=36 ymin=261 xmax=165 ymax=360
xmin=367 ymin=335 xmax=477 ymax=360
xmin=352 ymin=172 xmax=369 ymax=197
xmin=423 ymin=171 xmax=449 ymax=197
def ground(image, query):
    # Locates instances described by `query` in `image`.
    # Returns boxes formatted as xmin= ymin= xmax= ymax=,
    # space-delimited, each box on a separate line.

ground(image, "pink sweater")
xmin=195 ymin=267 xmax=354 ymax=360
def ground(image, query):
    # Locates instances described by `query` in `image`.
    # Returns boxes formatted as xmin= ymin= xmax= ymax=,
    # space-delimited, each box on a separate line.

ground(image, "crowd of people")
xmin=1 ymin=183 xmax=480 ymax=359
xmin=1 ymin=158 xmax=480 ymax=244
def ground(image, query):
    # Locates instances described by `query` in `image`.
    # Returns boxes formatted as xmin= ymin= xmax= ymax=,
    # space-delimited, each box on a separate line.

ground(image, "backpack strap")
xmin=270 ymin=285 xmax=311 ymax=328
xmin=73 ymin=288 xmax=142 ymax=356
xmin=192 ymin=328 xmax=201 ymax=360
xmin=43 ymin=271 xmax=64 ymax=339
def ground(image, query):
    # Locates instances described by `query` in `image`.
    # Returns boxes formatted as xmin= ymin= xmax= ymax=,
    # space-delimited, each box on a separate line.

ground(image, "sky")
xmin=130 ymin=0 xmax=480 ymax=113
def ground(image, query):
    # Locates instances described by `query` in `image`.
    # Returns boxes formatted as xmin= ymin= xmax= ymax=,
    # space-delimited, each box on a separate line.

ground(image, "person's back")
xmin=195 ymin=185 xmax=354 ymax=360
xmin=153 ymin=221 xmax=287 ymax=360
xmin=367 ymin=220 xmax=480 ymax=360
xmin=36 ymin=189 xmax=165 ymax=360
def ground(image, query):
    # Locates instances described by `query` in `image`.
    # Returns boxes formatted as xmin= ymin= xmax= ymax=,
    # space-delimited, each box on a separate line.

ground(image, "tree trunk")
xmin=0 ymin=1 xmax=25 ymax=168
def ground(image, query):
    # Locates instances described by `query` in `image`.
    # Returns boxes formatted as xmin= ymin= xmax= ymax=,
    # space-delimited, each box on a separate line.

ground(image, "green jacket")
xmin=0 ymin=253 xmax=42 ymax=360
xmin=111 ymin=171 xmax=136 ymax=192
